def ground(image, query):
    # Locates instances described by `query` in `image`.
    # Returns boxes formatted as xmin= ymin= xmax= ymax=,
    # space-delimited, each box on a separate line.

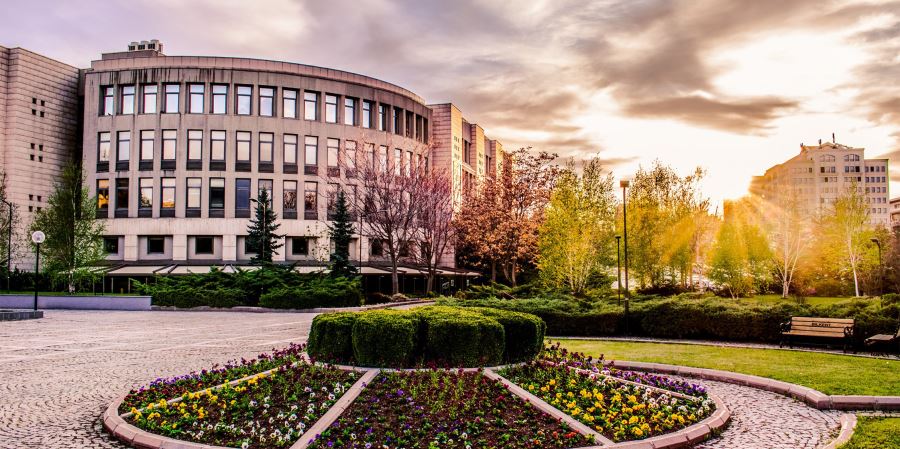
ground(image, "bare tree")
xmin=409 ymin=165 xmax=454 ymax=293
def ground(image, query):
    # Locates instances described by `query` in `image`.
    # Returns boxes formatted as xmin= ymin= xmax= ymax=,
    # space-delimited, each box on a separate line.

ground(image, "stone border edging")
xmin=602 ymin=360 xmax=900 ymax=411
xmin=822 ymin=414 xmax=857 ymax=449
xmin=0 ymin=310 xmax=43 ymax=320
xmin=290 ymin=369 xmax=380 ymax=449
xmin=102 ymin=395 xmax=232 ymax=449
xmin=151 ymin=299 xmax=434 ymax=314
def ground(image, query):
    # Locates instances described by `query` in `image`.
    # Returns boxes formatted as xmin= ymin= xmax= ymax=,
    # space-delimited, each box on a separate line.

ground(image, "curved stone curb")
xmin=601 ymin=360 xmax=900 ymax=411
xmin=290 ymin=369 xmax=380 ymax=449
xmin=102 ymin=394 xmax=233 ymax=449
xmin=822 ymin=414 xmax=857 ymax=449
xmin=483 ymin=369 xmax=613 ymax=445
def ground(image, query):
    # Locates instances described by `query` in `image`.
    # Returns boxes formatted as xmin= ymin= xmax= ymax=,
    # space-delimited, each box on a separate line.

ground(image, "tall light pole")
xmin=2 ymin=198 xmax=11 ymax=292
xmin=615 ymin=235 xmax=622 ymax=304
xmin=31 ymin=231 xmax=45 ymax=311
xmin=871 ymin=237 xmax=883 ymax=296
xmin=620 ymin=179 xmax=630 ymax=335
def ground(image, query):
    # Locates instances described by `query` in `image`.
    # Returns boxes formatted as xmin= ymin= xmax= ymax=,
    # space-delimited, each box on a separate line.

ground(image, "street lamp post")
xmin=871 ymin=237 xmax=883 ymax=296
xmin=615 ymin=235 xmax=622 ymax=305
xmin=2 ymin=198 xmax=11 ymax=292
xmin=31 ymin=230 xmax=45 ymax=311
xmin=620 ymin=179 xmax=630 ymax=335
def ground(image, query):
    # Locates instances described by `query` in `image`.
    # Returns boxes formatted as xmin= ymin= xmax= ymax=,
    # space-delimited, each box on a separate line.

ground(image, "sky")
xmin=3 ymin=0 xmax=900 ymax=207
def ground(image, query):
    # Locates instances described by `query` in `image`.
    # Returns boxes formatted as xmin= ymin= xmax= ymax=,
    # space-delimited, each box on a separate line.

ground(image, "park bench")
xmin=780 ymin=317 xmax=855 ymax=352
xmin=865 ymin=326 xmax=900 ymax=352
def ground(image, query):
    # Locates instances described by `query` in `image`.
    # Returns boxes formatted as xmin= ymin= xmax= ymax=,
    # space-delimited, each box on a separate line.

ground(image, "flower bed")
xmin=308 ymin=369 xmax=593 ymax=449
xmin=500 ymin=346 xmax=714 ymax=442
xmin=125 ymin=362 xmax=356 ymax=448
xmin=120 ymin=343 xmax=306 ymax=413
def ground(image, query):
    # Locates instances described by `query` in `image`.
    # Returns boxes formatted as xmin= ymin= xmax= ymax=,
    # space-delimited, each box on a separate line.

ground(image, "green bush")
xmin=259 ymin=277 xmax=362 ymax=309
xmin=417 ymin=307 xmax=505 ymax=366
xmin=352 ymin=310 xmax=420 ymax=367
xmin=151 ymin=287 xmax=243 ymax=308
xmin=307 ymin=313 xmax=358 ymax=363
xmin=469 ymin=307 xmax=545 ymax=362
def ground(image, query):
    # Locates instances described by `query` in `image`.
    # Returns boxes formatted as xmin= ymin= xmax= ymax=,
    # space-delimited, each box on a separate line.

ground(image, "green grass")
xmin=841 ymin=417 xmax=900 ymax=448
xmin=737 ymin=295 xmax=859 ymax=307
xmin=556 ymin=339 xmax=900 ymax=396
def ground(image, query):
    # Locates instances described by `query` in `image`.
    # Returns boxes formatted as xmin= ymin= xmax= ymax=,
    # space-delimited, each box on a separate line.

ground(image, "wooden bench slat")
xmin=791 ymin=317 xmax=855 ymax=324
xmin=785 ymin=330 xmax=848 ymax=337
xmin=789 ymin=324 xmax=850 ymax=332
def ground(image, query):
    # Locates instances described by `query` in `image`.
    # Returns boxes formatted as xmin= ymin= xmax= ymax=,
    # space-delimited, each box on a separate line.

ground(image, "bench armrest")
xmin=780 ymin=321 xmax=792 ymax=333
xmin=844 ymin=326 xmax=855 ymax=338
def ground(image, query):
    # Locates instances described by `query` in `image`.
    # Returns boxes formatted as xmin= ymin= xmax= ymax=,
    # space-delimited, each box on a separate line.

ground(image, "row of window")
xmin=96 ymin=177 xmax=355 ymax=220
xmin=96 ymin=130 xmax=427 ymax=176
xmin=104 ymin=235 xmax=392 ymax=258
xmin=99 ymin=82 xmax=429 ymax=142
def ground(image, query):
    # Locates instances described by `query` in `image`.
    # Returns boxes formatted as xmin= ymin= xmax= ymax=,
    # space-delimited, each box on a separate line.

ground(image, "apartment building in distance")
xmin=890 ymin=197 xmax=900 ymax=232
xmin=0 ymin=41 xmax=503 ymax=274
xmin=0 ymin=45 xmax=82 ymax=269
xmin=750 ymin=138 xmax=890 ymax=227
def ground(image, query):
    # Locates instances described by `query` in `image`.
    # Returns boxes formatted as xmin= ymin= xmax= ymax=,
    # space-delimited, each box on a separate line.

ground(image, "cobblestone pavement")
xmin=0 ymin=310 xmax=315 ymax=449
xmin=687 ymin=377 xmax=843 ymax=449
xmin=0 ymin=310 xmax=846 ymax=449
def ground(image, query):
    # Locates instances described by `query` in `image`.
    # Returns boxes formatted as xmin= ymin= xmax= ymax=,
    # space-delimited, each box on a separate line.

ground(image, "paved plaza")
xmin=0 ymin=310 xmax=843 ymax=449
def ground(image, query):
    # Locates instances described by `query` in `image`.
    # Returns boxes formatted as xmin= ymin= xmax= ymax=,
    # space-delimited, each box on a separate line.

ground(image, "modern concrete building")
xmin=0 ymin=41 xmax=503 ymax=275
xmin=0 ymin=45 xmax=82 ymax=269
xmin=890 ymin=197 xmax=900 ymax=232
xmin=751 ymin=139 xmax=890 ymax=227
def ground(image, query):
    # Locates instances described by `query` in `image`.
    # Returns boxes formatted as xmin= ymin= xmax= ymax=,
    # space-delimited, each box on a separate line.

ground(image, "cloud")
xmin=624 ymin=95 xmax=798 ymax=133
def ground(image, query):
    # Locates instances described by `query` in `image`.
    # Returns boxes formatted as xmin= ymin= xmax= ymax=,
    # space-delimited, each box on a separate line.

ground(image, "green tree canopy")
xmin=328 ymin=189 xmax=358 ymax=277
xmin=246 ymin=189 xmax=282 ymax=264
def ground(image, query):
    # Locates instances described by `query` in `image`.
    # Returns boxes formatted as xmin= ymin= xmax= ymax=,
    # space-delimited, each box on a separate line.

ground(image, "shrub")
xmin=417 ymin=307 xmax=505 ymax=367
xmin=259 ymin=277 xmax=362 ymax=309
xmin=352 ymin=310 xmax=420 ymax=367
xmin=308 ymin=313 xmax=358 ymax=363
xmin=151 ymin=287 xmax=243 ymax=308
xmin=469 ymin=307 xmax=545 ymax=362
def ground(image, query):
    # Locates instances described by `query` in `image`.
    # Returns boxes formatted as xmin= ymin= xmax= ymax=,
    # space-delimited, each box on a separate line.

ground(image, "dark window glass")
xmin=115 ymin=179 xmax=129 ymax=210
xmin=362 ymin=100 xmax=373 ymax=128
xmin=147 ymin=237 xmax=165 ymax=254
xmin=236 ymin=178 xmax=251 ymax=211
xmin=371 ymin=239 xmax=384 ymax=257
xmin=209 ymin=178 xmax=225 ymax=210
xmin=103 ymin=237 xmax=118 ymax=254
xmin=378 ymin=104 xmax=387 ymax=131
xmin=304 ymin=182 xmax=317 ymax=214
xmin=292 ymin=237 xmax=309 ymax=255
xmin=195 ymin=237 xmax=214 ymax=254
xmin=393 ymin=107 xmax=401 ymax=134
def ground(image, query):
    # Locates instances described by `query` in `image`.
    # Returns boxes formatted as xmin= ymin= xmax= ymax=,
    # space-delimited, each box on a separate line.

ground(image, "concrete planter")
xmin=0 ymin=294 xmax=151 ymax=311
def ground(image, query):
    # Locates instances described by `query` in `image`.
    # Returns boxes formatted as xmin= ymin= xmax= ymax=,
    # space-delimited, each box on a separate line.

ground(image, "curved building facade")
xmin=83 ymin=45 xmax=433 ymax=265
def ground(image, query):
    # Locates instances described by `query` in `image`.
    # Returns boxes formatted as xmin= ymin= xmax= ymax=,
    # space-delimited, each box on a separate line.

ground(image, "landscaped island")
xmin=109 ymin=308 xmax=717 ymax=449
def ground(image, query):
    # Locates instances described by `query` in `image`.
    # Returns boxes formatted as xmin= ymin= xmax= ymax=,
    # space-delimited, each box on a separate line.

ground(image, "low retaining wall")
xmin=0 ymin=310 xmax=43 ymax=320
xmin=0 ymin=295 xmax=151 ymax=311
xmin=152 ymin=299 xmax=434 ymax=313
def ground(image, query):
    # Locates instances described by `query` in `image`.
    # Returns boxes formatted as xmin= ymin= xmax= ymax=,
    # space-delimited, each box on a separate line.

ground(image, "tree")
xmin=708 ymin=200 xmax=771 ymax=298
xmin=328 ymin=189 xmax=357 ymax=277
xmin=246 ymin=189 xmax=282 ymax=264
xmin=755 ymin=185 xmax=810 ymax=298
xmin=0 ymin=170 xmax=16 ymax=274
xmin=818 ymin=184 xmax=871 ymax=297
xmin=409 ymin=167 xmax=455 ymax=294
xmin=29 ymin=164 xmax=105 ymax=293
xmin=538 ymin=157 xmax=617 ymax=295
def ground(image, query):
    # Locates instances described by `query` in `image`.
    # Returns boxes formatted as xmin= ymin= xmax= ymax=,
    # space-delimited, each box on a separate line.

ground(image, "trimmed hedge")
xmin=352 ymin=310 xmax=420 ymax=367
xmin=308 ymin=313 xmax=359 ymax=363
xmin=308 ymin=306 xmax=545 ymax=368
xmin=151 ymin=287 xmax=243 ymax=308
xmin=259 ymin=277 xmax=363 ymax=309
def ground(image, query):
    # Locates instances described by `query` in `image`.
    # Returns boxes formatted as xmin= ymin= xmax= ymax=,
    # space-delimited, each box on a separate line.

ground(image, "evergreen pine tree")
xmin=329 ymin=190 xmax=358 ymax=277
xmin=246 ymin=189 xmax=282 ymax=263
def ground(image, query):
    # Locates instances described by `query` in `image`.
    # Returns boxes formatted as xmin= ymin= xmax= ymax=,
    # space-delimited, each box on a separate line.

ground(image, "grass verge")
xmin=840 ymin=417 xmax=900 ymax=448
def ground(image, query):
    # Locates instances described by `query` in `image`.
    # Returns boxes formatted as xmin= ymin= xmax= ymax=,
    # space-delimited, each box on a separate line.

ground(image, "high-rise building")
xmin=751 ymin=139 xmax=890 ymax=227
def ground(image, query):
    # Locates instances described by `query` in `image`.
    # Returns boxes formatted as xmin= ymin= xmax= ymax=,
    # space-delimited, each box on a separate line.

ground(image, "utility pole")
xmin=620 ymin=180 xmax=630 ymax=335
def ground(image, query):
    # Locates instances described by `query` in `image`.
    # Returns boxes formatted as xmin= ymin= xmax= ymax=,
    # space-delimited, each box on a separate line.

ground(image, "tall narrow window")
xmin=327 ymin=138 xmax=340 ymax=177
xmin=283 ymin=134 xmax=298 ymax=172
xmin=189 ymin=84 xmax=204 ymax=114
xmin=259 ymin=87 xmax=274 ymax=116
xmin=212 ymin=84 xmax=228 ymax=114
xmin=209 ymin=178 xmax=225 ymax=217
xmin=210 ymin=130 xmax=226 ymax=170
xmin=116 ymin=131 xmax=131 ymax=171
xmin=101 ymin=87 xmax=115 ymax=115
xmin=327 ymin=183 xmax=339 ymax=219
xmin=142 ymin=85 xmax=157 ymax=114
xmin=392 ymin=108 xmax=401 ymax=134
xmin=187 ymin=130 xmax=202 ymax=169
xmin=346 ymin=141 xmax=357 ymax=177
xmin=378 ymin=145 xmax=388 ymax=173
xmin=186 ymin=177 xmax=202 ymax=217
xmin=164 ymin=84 xmax=180 ymax=113
xmin=304 ymin=92 xmax=319 ymax=120
xmin=236 ymin=85 xmax=252 ymax=115
xmin=362 ymin=100 xmax=373 ymax=128
xmin=96 ymin=179 xmax=110 ymax=217
xmin=139 ymin=130 xmax=155 ymax=170
xmin=325 ymin=94 xmax=338 ymax=123
xmin=405 ymin=111 xmax=413 ymax=137
xmin=97 ymin=132 xmax=111 ymax=170
xmin=304 ymin=136 xmax=318 ymax=175
xmin=378 ymin=104 xmax=387 ymax=131
xmin=283 ymin=89 xmax=297 ymax=118
xmin=236 ymin=131 xmax=251 ymax=171
xmin=258 ymin=179 xmax=273 ymax=206
xmin=121 ymin=85 xmax=135 ymax=114
xmin=161 ymin=130 xmax=176 ymax=170
xmin=344 ymin=98 xmax=356 ymax=125
xmin=160 ymin=177 xmax=176 ymax=216
xmin=115 ymin=179 xmax=129 ymax=217
xmin=283 ymin=180 xmax=298 ymax=219
xmin=259 ymin=132 xmax=274 ymax=172
xmin=304 ymin=182 xmax=318 ymax=220
xmin=406 ymin=150 xmax=413 ymax=176
xmin=394 ymin=148 xmax=402 ymax=175
xmin=235 ymin=178 xmax=251 ymax=218
xmin=138 ymin=178 xmax=153 ymax=217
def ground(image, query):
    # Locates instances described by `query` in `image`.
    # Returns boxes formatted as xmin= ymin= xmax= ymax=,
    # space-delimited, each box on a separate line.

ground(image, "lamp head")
xmin=620 ymin=180 xmax=630 ymax=188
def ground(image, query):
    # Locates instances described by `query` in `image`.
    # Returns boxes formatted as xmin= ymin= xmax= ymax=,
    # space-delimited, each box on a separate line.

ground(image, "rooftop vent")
xmin=127 ymin=39 xmax=163 ymax=53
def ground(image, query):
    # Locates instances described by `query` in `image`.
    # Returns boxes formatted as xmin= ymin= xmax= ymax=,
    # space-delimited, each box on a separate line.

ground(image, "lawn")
xmin=737 ymin=294 xmax=859 ymax=307
xmin=556 ymin=339 xmax=900 ymax=396
xmin=841 ymin=417 xmax=900 ymax=448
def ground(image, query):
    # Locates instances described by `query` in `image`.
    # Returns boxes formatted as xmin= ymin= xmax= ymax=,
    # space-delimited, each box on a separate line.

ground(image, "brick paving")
xmin=0 ymin=310 xmax=845 ymax=449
